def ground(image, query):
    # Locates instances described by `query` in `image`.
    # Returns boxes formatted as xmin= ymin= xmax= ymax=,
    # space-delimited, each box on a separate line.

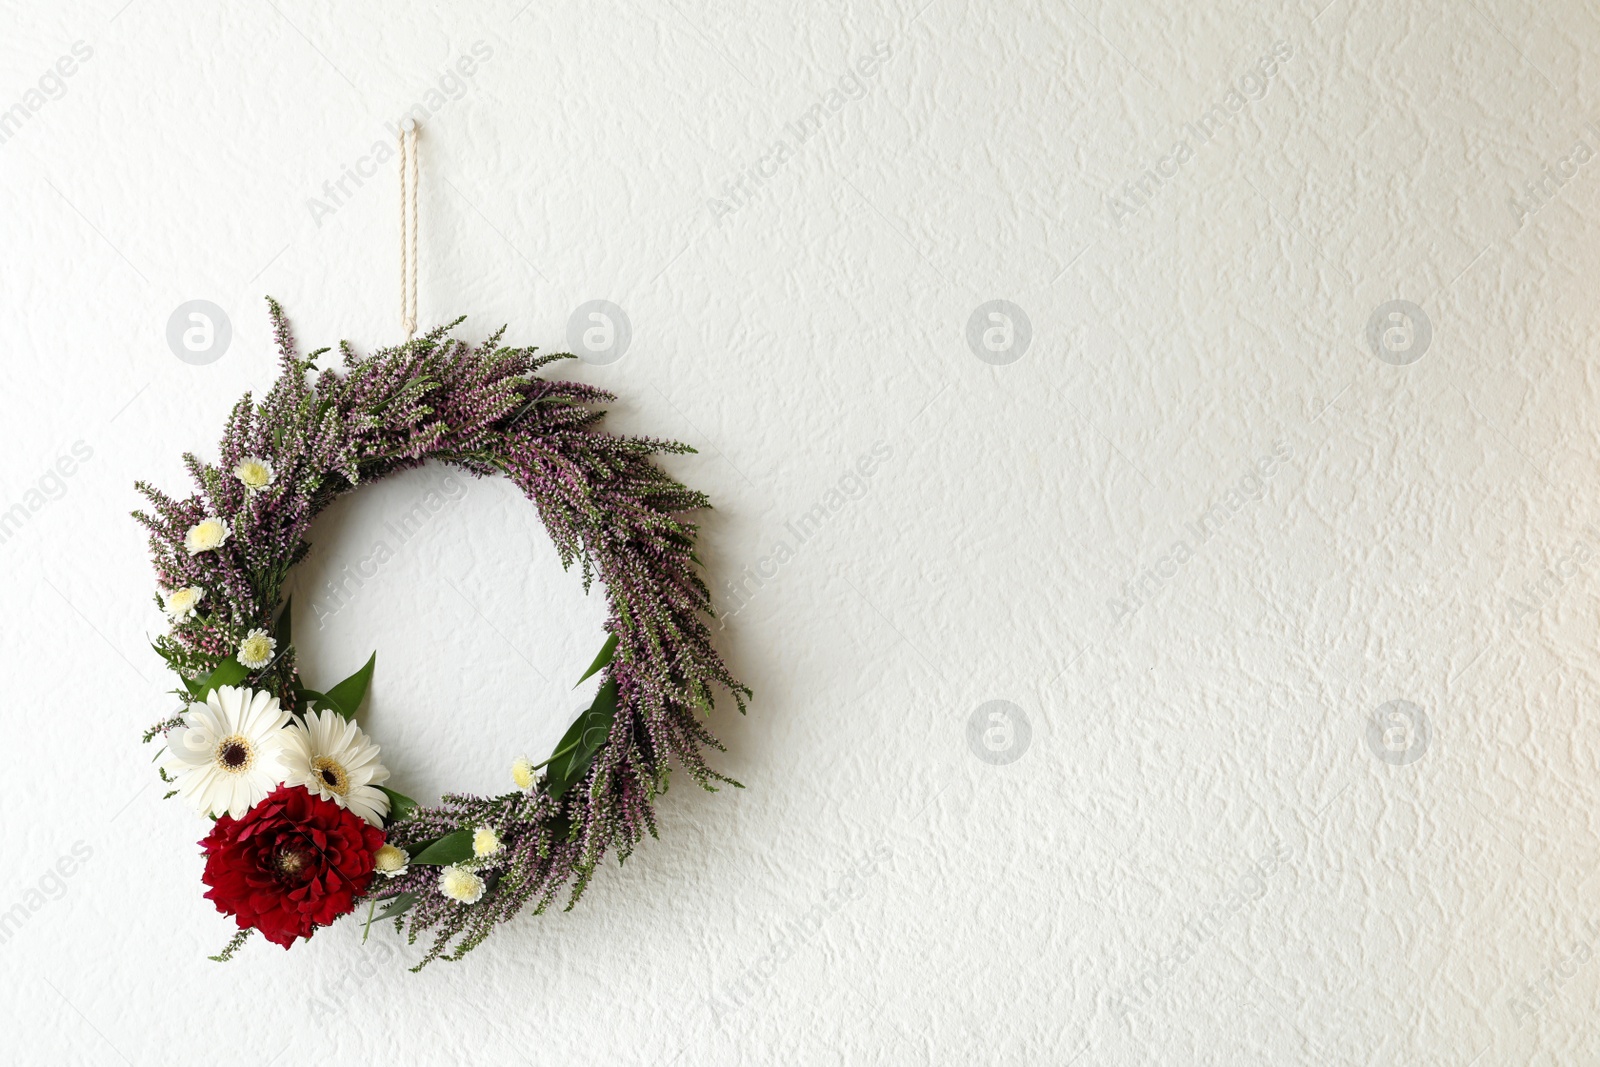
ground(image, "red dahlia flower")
xmin=200 ymin=783 xmax=385 ymax=948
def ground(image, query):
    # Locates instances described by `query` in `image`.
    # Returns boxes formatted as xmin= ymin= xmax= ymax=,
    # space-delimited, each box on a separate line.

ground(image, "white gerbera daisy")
xmin=184 ymin=516 xmax=232 ymax=555
xmin=373 ymin=844 xmax=409 ymax=877
xmin=236 ymin=628 xmax=276 ymax=670
xmin=282 ymin=708 xmax=391 ymax=827
xmin=439 ymin=865 xmax=485 ymax=904
xmin=473 ymin=826 xmax=502 ymax=858
xmin=161 ymin=586 xmax=204 ymax=622
xmin=233 ymin=456 xmax=276 ymax=493
xmin=511 ymin=755 xmax=535 ymax=790
xmin=160 ymin=686 xmax=292 ymax=819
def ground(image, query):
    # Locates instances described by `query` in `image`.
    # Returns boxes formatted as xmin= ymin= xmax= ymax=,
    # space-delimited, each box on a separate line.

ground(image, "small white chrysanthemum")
xmin=373 ymin=844 xmax=409 ymax=877
xmin=161 ymin=586 xmax=204 ymax=622
xmin=160 ymin=686 xmax=292 ymax=819
xmin=233 ymin=456 xmax=276 ymax=493
xmin=439 ymin=865 xmax=485 ymax=905
xmin=511 ymin=755 xmax=535 ymax=790
xmin=473 ymin=826 xmax=502 ymax=859
xmin=184 ymin=516 xmax=232 ymax=555
xmin=236 ymin=628 xmax=276 ymax=670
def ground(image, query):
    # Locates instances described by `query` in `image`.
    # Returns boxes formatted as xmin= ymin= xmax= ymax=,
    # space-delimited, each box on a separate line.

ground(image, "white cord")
xmin=399 ymin=118 xmax=419 ymax=339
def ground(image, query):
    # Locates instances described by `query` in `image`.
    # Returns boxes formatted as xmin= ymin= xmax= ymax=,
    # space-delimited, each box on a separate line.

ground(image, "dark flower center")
xmin=310 ymin=757 xmax=350 ymax=796
xmin=213 ymin=735 xmax=255 ymax=775
xmin=274 ymin=847 xmax=311 ymax=879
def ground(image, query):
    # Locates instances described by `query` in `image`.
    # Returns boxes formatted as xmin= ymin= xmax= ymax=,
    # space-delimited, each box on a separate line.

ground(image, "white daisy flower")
xmin=439 ymin=865 xmax=485 ymax=904
xmin=282 ymin=708 xmax=391 ymax=827
xmin=233 ymin=456 xmax=276 ymax=493
xmin=472 ymin=826 xmax=502 ymax=859
xmin=160 ymin=686 xmax=292 ymax=819
xmin=184 ymin=516 xmax=232 ymax=555
xmin=236 ymin=628 xmax=276 ymax=670
xmin=161 ymin=586 xmax=204 ymax=622
xmin=373 ymin=844 xmax=409 ymax=877
xmin=511 ymin=755 xmax=535 ymax=790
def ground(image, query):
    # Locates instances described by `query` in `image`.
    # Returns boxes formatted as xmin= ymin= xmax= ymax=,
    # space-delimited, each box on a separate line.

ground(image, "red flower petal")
xmin=198 ymin=784 xmax=383 ymax=948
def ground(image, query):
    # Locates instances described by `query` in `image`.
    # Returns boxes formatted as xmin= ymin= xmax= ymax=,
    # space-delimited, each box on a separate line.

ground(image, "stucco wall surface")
xmin=3 ymin=1 xmax=1600 ymax=1064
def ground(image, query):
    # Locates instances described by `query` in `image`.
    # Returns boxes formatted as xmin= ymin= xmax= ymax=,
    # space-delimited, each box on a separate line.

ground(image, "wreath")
xmin=137 ymin=299 xmax=748 ymax=969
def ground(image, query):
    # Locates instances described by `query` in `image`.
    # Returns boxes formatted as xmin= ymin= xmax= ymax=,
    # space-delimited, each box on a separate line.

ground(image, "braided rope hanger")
xmin=398 ymin=118 xmax=419 ymax=339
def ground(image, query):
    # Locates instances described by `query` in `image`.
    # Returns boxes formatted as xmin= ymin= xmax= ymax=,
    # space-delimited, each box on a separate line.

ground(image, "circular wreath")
xmin=137 ymin=299 xmax=748 ymax=968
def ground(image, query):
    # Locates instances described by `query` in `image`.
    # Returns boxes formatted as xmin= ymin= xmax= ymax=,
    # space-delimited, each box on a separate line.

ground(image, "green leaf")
xmin=544 ymin=678 xmax=618 ymax=801
xmin=364 ymin=892 xmax=417 ymax=940
xmin=376 ymin=892 xmax=416 ymax=921
xmin=273 ymin=595 xmax=292 ymax=652
xmin=507 ymin=392 xmax=580 ymax=425
xmin=209 ymin=657 xmax=251 ymax=687
xmin=378 ymin=786 xmax=417 ymax=825
xmin=410 ymin=829 xmax=475 ymax=866
xmin=187 ymin=657 xmax=250 ymax=701
xmin=403 ymin=833 xmax=439 ymax=857
xmin=295 ymin=685 xmax=327 ymax=713
xmin=321 ymin=652 xmax=376 ymax=720
xmin=575 ymin=633 xmax=618 ymax=688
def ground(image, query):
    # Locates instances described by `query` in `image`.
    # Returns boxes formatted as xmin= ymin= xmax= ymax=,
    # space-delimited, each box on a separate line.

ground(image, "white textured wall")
xmin=3 ymin=0 xmax=1600 ymax=1063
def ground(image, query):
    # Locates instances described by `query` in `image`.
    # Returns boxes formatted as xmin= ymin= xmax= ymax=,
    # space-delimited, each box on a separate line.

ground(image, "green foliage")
xmin=208 ymin=928 xmax=252 ymax=963
xmin=378 ymin=893 xmax=417 ymax=921
xmin=363 ymin=893 xmax=417 ymax=941
xmin=273 ymin=594 xmax=293 ymax=650
xmin=575 ymin=633 xmax=617 ymax=687
xmin=183 ymin=657 xmax=249 ymax=701
xmin=543 ymin=678 xmax=618 ymax=801
xmin=379 ymin=786 xmax=417 ymax=825
xmin=317 ymin=652 xmax=376 ymax=720
xmin=410 ymin=830 xmax=475 ymax=866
